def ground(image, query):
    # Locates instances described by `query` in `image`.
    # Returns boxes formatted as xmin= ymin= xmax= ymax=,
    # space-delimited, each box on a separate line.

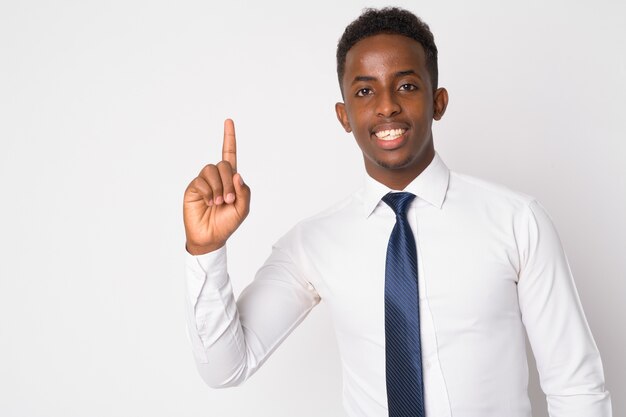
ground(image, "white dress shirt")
xmin=184 ymin=152 xmax=612 ymax=417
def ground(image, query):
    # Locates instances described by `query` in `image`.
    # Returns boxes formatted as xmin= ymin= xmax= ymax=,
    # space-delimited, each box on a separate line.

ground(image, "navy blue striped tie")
xmin=382 ymin=192 xmax=425 ymax=417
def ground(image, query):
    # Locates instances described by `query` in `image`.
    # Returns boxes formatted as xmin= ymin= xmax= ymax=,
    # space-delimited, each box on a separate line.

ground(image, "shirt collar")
xmin=360 ymin=151 xmax=450 ymax=218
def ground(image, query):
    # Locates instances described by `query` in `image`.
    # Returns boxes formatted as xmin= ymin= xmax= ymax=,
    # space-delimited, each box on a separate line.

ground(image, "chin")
xmin=374 ymin=154 xmax=417 ymax=170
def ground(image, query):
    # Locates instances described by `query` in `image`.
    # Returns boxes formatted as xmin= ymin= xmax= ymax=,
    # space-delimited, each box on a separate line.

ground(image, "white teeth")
xmin=375 ymin=128 xmax=406 ymax=140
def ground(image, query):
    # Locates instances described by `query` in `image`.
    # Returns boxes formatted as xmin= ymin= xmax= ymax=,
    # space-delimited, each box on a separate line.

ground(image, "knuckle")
xmin=190 ymin=177 xmax=204 ymax=190
xmin=200 ymin=164 xmax=218 ymax=178
xmin=201 ymin=163 xmax=216 ymax=172
xmin=217 ymin=160 xmax=232 ymax=171
xmin=203 ymin=167 xmax=221 ymax=183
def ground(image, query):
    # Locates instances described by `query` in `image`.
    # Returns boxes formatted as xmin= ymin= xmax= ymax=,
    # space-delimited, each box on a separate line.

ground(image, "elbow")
xmin=190 ymin=319 xmax=262 ymax=389
xmin=201 ymin=374 xmax=246 ymax=389
xmin=196 ymin=359 xmax=250 ymax=389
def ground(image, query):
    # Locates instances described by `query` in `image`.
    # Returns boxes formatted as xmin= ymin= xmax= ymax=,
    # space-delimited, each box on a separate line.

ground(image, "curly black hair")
xmin=336 ymin=7 xmax=438 ymax=93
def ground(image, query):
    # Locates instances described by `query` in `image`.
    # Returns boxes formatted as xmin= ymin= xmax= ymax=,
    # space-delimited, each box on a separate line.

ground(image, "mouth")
xmin=371 ymin=123 xmax=410 ymax=150
xmin=374 ymin=128 xmax=407 ymax=141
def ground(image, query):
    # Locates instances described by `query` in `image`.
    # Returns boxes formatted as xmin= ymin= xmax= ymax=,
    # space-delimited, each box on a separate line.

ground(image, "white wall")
xmin=1 ymin=1 xmax=624 ymax=416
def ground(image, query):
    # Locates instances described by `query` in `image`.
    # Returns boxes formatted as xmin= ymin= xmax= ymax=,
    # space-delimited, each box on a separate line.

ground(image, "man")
xmin=182 ymin=7 xmax=612 ymax=417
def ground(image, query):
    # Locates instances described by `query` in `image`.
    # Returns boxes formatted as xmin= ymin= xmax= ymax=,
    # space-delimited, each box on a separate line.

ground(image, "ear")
xmin=335 ymin=102 xmax=352 ymax=133
xmin=432 ymin=87 xmax=449 ymax=121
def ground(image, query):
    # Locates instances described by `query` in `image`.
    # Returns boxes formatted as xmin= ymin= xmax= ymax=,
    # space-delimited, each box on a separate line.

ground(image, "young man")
xmin=182 ymin=7 xmax=612 ymax=417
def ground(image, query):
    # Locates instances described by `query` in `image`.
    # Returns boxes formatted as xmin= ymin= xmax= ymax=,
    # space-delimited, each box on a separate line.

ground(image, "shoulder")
xmin=275 ymin=187 xmax=362 ymax=248
xmin=448 ymin=170 xmax=537 ymax=209
xmin=447 ymin=170 xmax=562 ymax=244
xmin=296 ymin=192 xmax=359 ymax=234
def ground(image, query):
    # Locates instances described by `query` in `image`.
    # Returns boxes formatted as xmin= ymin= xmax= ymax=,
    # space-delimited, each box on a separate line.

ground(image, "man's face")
xmin=335 ymin=34 xmax=448 ymax=188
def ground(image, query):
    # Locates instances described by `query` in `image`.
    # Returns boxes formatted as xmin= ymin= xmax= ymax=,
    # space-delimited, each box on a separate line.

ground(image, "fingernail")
xmin=225 ymin=193 xmax=235 ymax=204
xmin=215 ymin=196 xmax=224 ymax=205
xmin=206 ymin=199 xmax=213 ymax=206
xmin=238 ymin=174 xmax=244 ymax=186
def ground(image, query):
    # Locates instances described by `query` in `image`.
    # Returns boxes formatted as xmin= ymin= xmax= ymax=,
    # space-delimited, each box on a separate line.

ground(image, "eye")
xmin=355 ymin=88 xmax=372 ymax=97
xmin=399 ymin=83 xmax=417 ymax=91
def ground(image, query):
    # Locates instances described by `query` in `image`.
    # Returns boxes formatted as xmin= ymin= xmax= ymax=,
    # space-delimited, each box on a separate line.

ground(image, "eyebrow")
xmin=352 ymin=75 xmax=376 ymax=84
xmin=351 ymin=70 xmax=420 ymax=85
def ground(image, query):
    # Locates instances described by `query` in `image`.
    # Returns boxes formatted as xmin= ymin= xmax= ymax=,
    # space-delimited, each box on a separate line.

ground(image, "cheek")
xmin=351 ymin=126 xmax=372 ymax=149
xmin=348 ymin=111 xmax=369 ymax=133
xmin=345 ymin=100 xmax=375 ymax=134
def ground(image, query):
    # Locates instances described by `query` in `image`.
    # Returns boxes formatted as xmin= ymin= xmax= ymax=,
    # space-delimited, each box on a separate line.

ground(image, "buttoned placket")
xmin=406 ymin=196 xmax=452 ymax=417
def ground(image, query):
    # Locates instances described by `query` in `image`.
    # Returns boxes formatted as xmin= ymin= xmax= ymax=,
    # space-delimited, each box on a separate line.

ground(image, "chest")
xmin=301 ymin=207 xmax=521 ymax=337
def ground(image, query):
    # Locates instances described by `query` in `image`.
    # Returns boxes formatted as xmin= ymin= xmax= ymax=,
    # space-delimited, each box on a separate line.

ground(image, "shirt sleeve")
xmin=184 ymin=241 xmax=321 ymax=388
xmin=517 ymin=199 xmax=612 ymax=416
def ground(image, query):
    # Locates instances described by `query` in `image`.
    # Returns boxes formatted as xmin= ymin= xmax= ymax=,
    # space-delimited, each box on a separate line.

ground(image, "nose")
xmin=376 ymin=89 xmax=401 ymax=118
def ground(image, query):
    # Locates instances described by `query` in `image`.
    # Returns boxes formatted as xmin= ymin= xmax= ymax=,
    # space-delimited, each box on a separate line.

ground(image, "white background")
xmin=1 ymin=0 xmax=624 ymax=416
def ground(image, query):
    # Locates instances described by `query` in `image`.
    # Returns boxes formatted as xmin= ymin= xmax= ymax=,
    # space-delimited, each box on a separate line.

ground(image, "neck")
xmin=366 ymin=149 xmax=435 ymax=190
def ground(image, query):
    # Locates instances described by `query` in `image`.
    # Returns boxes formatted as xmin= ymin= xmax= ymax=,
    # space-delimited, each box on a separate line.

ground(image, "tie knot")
xmin=382 ymin=192 xmax=416 ymax=217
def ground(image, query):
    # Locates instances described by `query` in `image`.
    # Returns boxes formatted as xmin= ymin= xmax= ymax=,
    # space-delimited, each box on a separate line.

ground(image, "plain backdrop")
xmin=1 ymin=0 xmax=624 ymax=416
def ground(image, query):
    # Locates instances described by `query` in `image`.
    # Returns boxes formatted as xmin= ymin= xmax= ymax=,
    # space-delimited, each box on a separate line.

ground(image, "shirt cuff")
xmin=185 ymin=245 xmax=229 ymax=306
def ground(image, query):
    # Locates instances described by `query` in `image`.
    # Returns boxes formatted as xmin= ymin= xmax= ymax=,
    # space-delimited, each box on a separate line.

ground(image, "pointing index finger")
xmin=222 ymin=118 xmax=237 ymax=173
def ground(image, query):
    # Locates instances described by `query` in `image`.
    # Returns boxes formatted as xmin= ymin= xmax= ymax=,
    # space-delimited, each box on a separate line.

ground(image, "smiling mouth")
xmin=374 ymin=128 xmax=406 ymax=141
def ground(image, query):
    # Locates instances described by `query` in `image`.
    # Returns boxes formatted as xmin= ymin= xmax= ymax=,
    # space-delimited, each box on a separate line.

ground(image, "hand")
xmin=183 ymin=119 xmax=251 ymax=255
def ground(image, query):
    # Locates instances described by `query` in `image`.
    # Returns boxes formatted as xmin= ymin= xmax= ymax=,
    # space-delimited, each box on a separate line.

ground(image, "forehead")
xmin=344 ymin=33 xmax=427 ymax=77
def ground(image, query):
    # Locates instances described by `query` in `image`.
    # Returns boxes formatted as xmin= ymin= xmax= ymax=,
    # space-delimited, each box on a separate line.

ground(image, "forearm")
xmin=185 ymin=246 xmax=252 ymax=387
xmin=184 ymin=244 xmax=320 ymax=388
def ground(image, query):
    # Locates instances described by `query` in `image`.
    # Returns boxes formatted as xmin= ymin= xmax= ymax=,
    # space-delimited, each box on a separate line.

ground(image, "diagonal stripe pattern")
xmin=382 ymin=192 xmax=425 ymax=417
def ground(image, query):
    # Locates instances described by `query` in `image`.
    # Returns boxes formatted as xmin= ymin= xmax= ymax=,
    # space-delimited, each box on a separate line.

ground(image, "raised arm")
xmin=182 ymin=120 xmax=320 ymax=388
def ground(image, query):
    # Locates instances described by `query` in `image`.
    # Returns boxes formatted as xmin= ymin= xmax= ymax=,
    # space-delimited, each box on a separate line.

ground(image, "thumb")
xmin=233 ymin=172 xmax=251 ymax=212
